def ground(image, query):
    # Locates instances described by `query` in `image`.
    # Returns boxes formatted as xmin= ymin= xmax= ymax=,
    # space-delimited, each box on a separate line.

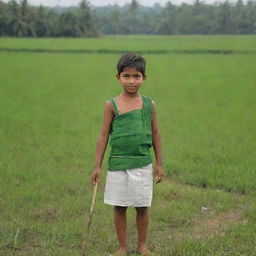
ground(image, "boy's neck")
xmin=121 ymin=92 xmax=141 ymax=99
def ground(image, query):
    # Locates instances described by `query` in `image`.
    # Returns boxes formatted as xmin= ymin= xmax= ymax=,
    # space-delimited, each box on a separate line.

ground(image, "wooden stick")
xmin=81 ymin=182 xmax=98 ymax=256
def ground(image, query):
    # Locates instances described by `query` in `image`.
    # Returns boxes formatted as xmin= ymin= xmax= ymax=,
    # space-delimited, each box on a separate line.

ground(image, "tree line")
xmin=0 ymin=0 xmax=256 ymax=37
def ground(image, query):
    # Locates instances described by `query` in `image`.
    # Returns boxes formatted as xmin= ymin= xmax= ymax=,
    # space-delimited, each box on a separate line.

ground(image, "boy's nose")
xmin=128 ymin=78 xmax=135 ymax=83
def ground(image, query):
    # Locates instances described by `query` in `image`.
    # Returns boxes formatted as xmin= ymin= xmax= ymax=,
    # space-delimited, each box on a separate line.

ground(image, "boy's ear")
xmin=116 ymin=74 xmax=120 ymax=80
xmin=143 ymin=74 xmax=147 ymax=81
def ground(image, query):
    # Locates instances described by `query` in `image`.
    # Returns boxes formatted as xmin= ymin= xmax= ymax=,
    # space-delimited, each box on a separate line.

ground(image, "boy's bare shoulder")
xmin=149 ymin=97 xmax=155 ymax=106
xmin=143 ymin=95 xmax=155 ymax=104
xmin=150 ymin=99 xmax=157 ymax=113
xmin=105 ymin=99 xmax=112 ymax=104
xmin=105 ymin=99 xmax=113 ymax=106
xmin=104 ymin=100 xmax=114 ymax=113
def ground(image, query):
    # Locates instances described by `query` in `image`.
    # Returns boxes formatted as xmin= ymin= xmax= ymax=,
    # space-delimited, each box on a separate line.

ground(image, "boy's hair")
xmin=117 ymin=53 xmax=146 ymax=76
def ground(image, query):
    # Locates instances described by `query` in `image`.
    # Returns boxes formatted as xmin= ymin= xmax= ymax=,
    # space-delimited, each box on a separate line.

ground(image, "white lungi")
xmin=104 ymin=164 xmax=153 ymax=207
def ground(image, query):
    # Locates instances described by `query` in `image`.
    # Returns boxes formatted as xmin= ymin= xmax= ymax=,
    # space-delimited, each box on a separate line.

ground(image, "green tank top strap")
xmin=110 ymin=98 xmax=120 ymax=116
xmin=142 ymin=96 xmax=153 ymax=112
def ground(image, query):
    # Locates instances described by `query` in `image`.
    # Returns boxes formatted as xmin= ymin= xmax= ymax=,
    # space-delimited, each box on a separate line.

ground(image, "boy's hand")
xmin=91 ymin=167 xmax=101 ymax=185
xmin=154 ymin=165 xmax=164 ymax=184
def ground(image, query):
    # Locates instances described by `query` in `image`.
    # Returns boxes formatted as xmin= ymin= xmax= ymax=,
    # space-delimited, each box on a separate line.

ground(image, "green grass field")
xmin=0 ymin=36 xmax=256 ymax=255
xmin=1 ymin=35 xmax=256 ymax=52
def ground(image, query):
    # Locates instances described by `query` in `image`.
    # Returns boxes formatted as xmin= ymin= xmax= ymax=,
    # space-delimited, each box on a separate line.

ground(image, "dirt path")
xmin=189 ymin=207 xmax=245 ymax=239
xmin=160 ymin=180 xmax=248 ymax=241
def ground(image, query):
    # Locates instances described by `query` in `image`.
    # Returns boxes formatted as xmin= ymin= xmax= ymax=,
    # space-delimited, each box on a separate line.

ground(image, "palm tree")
xmin=5 ymin=0 xmax=35 ymax=36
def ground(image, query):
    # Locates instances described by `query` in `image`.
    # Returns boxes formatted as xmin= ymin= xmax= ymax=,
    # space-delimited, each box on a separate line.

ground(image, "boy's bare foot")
xmin=111 ymin=248 xmax=128 ymax=255
xmin=137 ymin=246 xmax=152 ymax=255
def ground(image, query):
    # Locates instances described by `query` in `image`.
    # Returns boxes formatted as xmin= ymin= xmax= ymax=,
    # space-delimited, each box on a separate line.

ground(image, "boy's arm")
xmin=151 ymin=101 xmax=164 ymax=183
xmin=91 ymin=101 xmax=114 ymax=184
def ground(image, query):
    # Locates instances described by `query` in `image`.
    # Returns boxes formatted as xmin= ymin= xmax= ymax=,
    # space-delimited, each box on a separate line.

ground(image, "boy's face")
xmin=116 ymin=67 xmax=146 ymax=95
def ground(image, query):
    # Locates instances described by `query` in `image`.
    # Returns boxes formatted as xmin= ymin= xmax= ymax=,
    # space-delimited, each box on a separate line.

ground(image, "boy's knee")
xmin=114 ymin=206 xmax=127 ymax=213
xmin=135 ymin=207 xmax=148 ymax=215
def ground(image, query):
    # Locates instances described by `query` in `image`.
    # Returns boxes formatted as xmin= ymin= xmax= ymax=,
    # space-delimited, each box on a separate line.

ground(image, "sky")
xmin=2 ymin=0 xmax=237 ymax=7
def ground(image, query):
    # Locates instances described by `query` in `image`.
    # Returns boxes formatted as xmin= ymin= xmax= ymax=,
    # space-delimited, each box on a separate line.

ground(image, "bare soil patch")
xmin=190 ymin=207 xmax=245 ymax=239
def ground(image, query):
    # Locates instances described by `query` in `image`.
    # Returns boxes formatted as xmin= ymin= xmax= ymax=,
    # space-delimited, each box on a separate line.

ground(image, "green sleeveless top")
xmin=108 ymin=95 xmax=153 ymax=171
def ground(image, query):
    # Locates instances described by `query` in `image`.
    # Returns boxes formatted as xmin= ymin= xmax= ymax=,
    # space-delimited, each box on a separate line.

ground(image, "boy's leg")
xmin=135 ymin=207 xmax=150 ymax=255
xmin=114 ymin=206 xmax=128 ymax=254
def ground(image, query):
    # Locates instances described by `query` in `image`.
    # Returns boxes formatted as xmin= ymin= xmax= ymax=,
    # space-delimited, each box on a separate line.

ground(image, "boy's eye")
xmin=122 ymin=74 xmax=141 ymax=77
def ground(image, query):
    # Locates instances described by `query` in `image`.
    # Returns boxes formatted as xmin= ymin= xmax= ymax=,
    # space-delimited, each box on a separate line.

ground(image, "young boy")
xmin=91 ymin=53 xmax=164 ymax=256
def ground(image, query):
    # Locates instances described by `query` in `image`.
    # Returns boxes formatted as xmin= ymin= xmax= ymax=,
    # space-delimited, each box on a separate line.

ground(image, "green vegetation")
xmin=1 ymin=0 xmax=256 ymax=37
xmin=0 ymin=36 xmax=255 ymax=255
xmin=1 ymin=35 xmax=256 ymax=52
xmin=0 ymin=0 xmax=98 ymax=37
